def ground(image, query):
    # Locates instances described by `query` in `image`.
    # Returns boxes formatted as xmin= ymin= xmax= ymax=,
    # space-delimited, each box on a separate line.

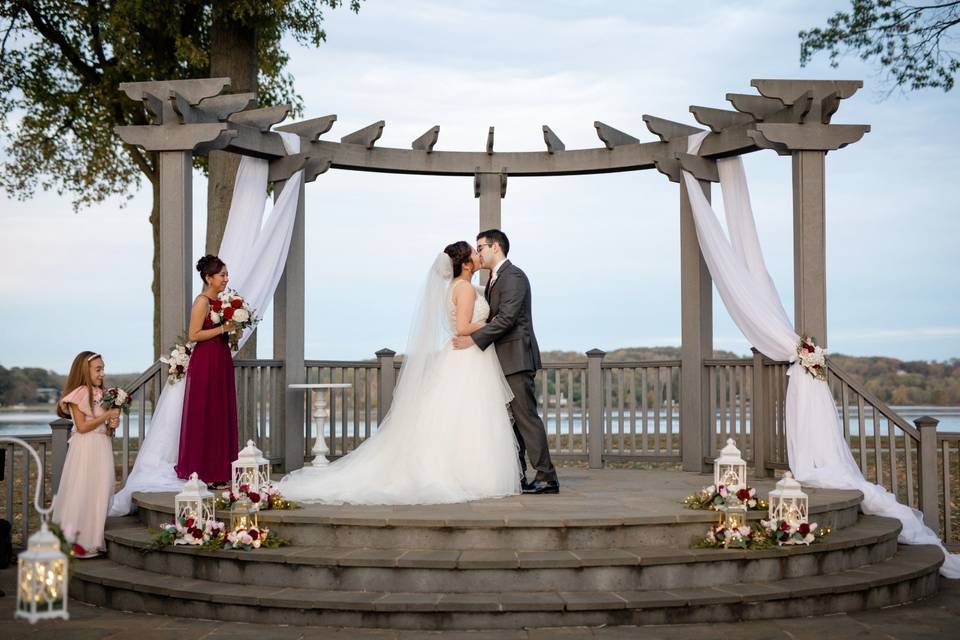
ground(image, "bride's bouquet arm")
xmin=452 ymin=280 xmax=486 ymax=336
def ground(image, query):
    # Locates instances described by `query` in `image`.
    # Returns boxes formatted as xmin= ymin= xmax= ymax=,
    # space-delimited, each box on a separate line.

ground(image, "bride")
xmin=278 ymin=241 xmax=521 ymax=505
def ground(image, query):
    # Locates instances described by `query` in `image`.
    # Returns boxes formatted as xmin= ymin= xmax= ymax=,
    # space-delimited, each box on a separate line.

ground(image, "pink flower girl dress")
xmin=52 ymin=387 xmax=115 ymax=556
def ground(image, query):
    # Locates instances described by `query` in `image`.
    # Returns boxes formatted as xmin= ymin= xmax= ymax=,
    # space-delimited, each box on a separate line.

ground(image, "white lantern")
xmin=230 ymin=494 xmax=259 ymax=531
xmin=767 ymin=471 xmax=809 ymax=527
xmin=714 ymin=438 xmax=747 ymax=492
xmin=174 ymin=472 xmax=215 ymax=545
xmin=232 ymin=439 xmax=271 ymax=496
xmin=16 ymin=522 xmax=69 ymax=623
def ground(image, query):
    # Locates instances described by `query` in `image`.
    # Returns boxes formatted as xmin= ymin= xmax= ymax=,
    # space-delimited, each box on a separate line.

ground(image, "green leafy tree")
xmin=800 ymin=0 xmax=960 ymax=92
xmin=0 ymin=1 xmax=361 ymax=359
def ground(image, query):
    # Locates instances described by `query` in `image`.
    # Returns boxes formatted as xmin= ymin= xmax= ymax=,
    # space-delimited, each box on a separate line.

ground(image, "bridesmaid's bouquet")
xmin=101 ymin=387 xmax=131 ymax=413
xmin=210 ymin=289 xmax=260 ymax=351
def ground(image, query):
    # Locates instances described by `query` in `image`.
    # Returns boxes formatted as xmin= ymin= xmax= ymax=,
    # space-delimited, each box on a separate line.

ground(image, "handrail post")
xmin=586 ymin=348 xmax=606 ymax=469
xmin=376 ymin=349 xmax=397 ymax=419
xmin=49 ymin=418 xmax=72 ymax=492
xmin=915 ymin=415 xmax=941 ymax=533
xmin=750 ymin=349 xmax=768 ymax=478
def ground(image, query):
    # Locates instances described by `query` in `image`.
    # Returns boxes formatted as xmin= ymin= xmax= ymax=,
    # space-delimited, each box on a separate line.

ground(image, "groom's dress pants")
xmin=506 ymin=371 xmax=558 ymax=483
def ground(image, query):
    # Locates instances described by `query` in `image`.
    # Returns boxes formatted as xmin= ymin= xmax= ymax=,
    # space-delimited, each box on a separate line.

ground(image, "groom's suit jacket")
xmin=472 ymin=260 xmax=542 ymax=376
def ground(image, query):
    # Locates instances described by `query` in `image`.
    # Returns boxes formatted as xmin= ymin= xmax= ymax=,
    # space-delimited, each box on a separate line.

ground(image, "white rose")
xmin=232 ymin=308 xmax=249 ymax=323
xmin=210 ymin=311 xmax=220 ymax=324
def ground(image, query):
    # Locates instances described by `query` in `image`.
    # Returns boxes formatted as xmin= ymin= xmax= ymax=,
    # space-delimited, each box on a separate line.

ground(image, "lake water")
xmin=3 ymin=406 xmax=959 ymax=439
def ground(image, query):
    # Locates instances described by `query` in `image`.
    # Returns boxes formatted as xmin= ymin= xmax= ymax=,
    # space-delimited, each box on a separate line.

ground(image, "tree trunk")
xmin=151 ymin=167 xmax=161 ymax=360
xmin=208 ymin=13 xmax=259 ymax=359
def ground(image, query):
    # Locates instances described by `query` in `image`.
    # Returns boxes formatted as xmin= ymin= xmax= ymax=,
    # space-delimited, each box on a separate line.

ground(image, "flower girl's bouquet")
xmin=101 ymin=387 xmax=131 ymax=413
xmin=210 ymin=289 xmax=260 ymax=351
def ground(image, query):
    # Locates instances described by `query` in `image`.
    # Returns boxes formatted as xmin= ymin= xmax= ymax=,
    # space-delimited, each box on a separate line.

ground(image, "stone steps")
xmin=70 ymin=544 xmax=944 ymax=630
xmin=102 ymin=515 xmax=902 ymax=593
xmin=131 ymin=490 xmax=863 ymax=550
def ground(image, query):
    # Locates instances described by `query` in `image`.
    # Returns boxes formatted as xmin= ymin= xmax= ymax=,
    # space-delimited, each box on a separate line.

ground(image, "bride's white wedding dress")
xmin=279 ymin=260 xmax=521 ymax=505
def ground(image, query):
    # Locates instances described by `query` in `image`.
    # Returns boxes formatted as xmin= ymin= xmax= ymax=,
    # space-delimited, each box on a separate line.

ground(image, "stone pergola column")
xmin=746 ymin=79 xmax=870 ymax=349
xmin=272 ymin=178 xmax=306 ymax=472
xmin=792 ymin=150 xmax=827 ymax=345
xmin=475 ymin=170 xmax=506 ymax=286
xmin=679 ymin=177 xmax=713 ymax=472
xmin=158 ymin=151 xmax=194 ymax=352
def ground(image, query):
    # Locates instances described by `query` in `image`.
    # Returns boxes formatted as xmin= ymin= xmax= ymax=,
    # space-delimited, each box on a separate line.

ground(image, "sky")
xmin=1 ymin=0 xmax=959 ymax=373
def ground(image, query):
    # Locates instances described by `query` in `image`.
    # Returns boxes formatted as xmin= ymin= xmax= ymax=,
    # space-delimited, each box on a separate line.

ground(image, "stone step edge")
xmin=72 ymin=544 xmax=942 ymax=614
xmin=104 ymin=514 xmax=901 ymax=570
xmin=130 ymin=493 xmax=863 ymax=529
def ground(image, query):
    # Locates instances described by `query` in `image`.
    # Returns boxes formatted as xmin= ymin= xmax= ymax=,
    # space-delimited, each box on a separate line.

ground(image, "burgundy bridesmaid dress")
xmin=175 ymin=296 xmax=238 ymax=484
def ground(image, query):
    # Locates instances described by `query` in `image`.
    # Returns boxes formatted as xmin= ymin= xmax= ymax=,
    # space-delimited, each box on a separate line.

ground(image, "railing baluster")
xmin=604 ymin=368 xmax=612 ymax=453
xmin=340 ymin=368 xmax=348 ymax=454
xmin=21 ymin=448 xmax=30 ymax=546
xmin=857 ymin=395 xmax=867 ymax=475
xmin=617 ymin=368 xmax=625 ymax=453
xmin=641 ymin=368 xmax=649 ymax=454
xmin=873 ymin=405 xmax=883 ymax=487
xmin=905 ymin=432 xmax=916 ymax=509
xmin=653 ymin=367 xmax=662 ymax=455
xmin=709 ymin=366 xmax=717 ymax=457
xmin=554 ymin=369 xmax=563 ymax=453
xmin=665 ymin=366 xmax=673 ymax=455
xmin=629 ymin=368 xmax=637 ymax=454
xmin=943 ymin=441 xmax=952 ymax=542
xmin=353 ymin=368 xmax=360 ymax=450
xmin=567 ymin=369 xmax=572 ymax=452
xmin=888 ymin=416 xmax=898 ymax=498
xmin=365 ymin=367 xmax=372 ymax=440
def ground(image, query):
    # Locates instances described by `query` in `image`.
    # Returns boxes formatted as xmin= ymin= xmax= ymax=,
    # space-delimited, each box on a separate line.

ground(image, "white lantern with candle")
xmin=714 ymin=438 xmax=747 ymax=492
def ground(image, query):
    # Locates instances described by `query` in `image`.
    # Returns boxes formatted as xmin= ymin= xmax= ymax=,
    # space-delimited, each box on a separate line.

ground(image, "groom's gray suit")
xmin=472 ymin=260 xmax=558 ymax=484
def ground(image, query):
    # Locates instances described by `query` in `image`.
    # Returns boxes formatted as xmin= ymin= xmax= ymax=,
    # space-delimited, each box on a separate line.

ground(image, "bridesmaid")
xmin=175 ymin=254 xmax=238 ymax=487
xmin=53 ymin=351 xmax=119 ymax=557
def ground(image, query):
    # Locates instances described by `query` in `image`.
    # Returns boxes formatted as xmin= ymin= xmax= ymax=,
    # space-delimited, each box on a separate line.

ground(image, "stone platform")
xmin=69 ymin=469 xmax=943 ymax=630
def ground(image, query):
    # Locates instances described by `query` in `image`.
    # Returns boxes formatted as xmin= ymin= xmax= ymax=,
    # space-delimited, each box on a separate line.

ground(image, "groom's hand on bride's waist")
xmin=452 ymin=335 xmax=474 ymax=350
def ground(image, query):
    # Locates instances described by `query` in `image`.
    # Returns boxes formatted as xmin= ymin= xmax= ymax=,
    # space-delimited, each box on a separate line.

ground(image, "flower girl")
xmin=52 ymin=351 xmax=119 ymax=557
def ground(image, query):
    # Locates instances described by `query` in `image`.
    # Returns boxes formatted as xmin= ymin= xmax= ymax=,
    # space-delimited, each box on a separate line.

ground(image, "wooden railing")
xmin=15 ymin=351 xmax=958 ymax=547
xmin=1 ymin=435 xmax=54 ymax=547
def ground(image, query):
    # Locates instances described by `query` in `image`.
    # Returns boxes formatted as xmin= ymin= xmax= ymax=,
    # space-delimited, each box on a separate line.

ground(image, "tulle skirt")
xmin=279 ymin=344 xmax=521 ymax=505
xmin=52 ymin=430 xmax=115 ymax=554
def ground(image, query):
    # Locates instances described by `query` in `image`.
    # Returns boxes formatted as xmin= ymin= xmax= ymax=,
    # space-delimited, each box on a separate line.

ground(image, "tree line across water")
xmin=2 ymin=348 xmax=958 ymax=408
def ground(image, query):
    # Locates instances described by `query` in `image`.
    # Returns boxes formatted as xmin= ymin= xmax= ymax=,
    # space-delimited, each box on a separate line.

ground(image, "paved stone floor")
xmin=2 ymin=568 xmax=958 ymax=638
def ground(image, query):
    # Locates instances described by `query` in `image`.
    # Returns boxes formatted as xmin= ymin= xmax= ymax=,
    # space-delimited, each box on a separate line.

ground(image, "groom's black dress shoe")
xmin=522 ymin=479 xmax=559 ymax=494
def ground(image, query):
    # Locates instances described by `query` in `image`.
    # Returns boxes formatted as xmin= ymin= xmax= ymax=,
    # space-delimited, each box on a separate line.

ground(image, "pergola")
xmin=116 ymin=77 xmax=869 ymax=473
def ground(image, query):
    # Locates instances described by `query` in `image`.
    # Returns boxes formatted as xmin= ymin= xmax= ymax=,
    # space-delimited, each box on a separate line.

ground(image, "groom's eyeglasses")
xmin=477 ymin=243 xmax=493 ymax=251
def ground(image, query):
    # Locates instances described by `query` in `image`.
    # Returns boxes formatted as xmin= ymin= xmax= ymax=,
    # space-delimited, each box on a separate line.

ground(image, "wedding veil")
xmin=378 ymin=253 xmax=455 ymax=433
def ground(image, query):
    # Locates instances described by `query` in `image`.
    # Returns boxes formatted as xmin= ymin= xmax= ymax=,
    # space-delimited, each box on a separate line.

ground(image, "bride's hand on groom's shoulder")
xmin=452 ymin=335 xmax=474 ymax=350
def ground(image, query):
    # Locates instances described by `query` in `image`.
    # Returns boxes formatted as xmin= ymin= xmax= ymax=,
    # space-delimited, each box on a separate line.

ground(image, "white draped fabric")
xmin=109 ymin=132 xmax=304 ymax=516
xmin=682 ymin=131 xmax=959 ymax=577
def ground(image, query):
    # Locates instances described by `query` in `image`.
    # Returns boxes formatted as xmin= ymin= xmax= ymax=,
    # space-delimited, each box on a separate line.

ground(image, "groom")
xmin=453 ymin=229 xmax=559 ymax=494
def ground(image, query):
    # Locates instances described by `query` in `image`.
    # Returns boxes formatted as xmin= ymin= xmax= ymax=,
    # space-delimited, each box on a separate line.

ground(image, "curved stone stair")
xmin=68 ymin=484 xmax=944 ymax=630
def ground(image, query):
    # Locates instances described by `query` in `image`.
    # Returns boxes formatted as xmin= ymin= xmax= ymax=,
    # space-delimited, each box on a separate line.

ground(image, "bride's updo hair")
xmin=196 ymin=254 xmax=226 ymax=284
xmin=443 ymin=241 xmax=472 ymax=278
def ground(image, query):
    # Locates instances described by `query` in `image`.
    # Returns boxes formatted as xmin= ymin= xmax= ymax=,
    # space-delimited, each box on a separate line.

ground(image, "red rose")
xmin=211 ymin=300 xmax=222 ymax=311
xmin=736 ymin=488 xmax=751 ymax=501
xmin=175 ymin=365 xmax=184 ymax=373
xmin=222 ymin=306 xmax=234 ymax=320
xmin=240 ymin=484 xmax=249 ymax=493
xmin=779 ymin=521 xmax=791 ymax=532
xmin=798 ymin=523 xmax=811 ymax=536
xmin=191 ymin=528 xmax=203 ymax=539
xmin=185 ymin=518 xmax=195 ymax=528
xmin=248 ymin=492 xmax=261 ymax=504
xmin=231 ymin=298 xmax=243 ymax=309
xmin=249 ymin=529 xmax=260 ymax=540
xmin=184 ymin=346 xmax=191 ymax=355
xmin=71 ymin=543 xmax=87 ymax=556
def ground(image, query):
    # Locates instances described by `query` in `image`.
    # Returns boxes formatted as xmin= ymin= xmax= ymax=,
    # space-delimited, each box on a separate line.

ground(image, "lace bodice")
xmin=448 ymin=281 xmax=489 ymax=327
